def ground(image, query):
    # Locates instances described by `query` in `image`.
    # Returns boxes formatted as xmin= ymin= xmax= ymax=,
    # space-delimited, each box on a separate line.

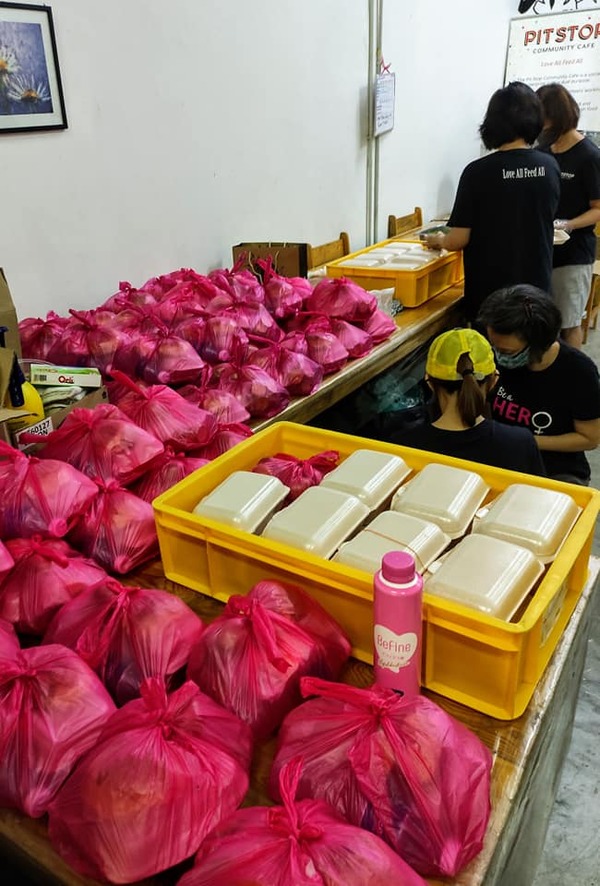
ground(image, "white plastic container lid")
xmin=391 ymin=462 xmax=489 ymax=538
xmin=262 ymin=486 xmax=369 ymax=559
xmin=338 ymin=257 xmax=382 ymax=268
xmin=425 ymin=534 xmax=544 ymax=621
xmin=192 ymin=470 xmax=289 ymax=534
xmin=472 ymin=483 xmax=581 ymax=563
xmin=320 ymin=449 xmax=411 ymax=510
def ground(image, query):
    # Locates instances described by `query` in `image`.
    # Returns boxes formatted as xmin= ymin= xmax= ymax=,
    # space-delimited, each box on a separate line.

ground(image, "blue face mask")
xmin=494 ymin=347 xmax=531 ymax=369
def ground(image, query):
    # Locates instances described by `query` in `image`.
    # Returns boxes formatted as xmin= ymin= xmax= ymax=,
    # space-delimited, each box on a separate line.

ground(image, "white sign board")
xmin=374 ymin=72 xmax=395 ymax=137
xmin=505 ymin=11 xmax=600 ymax=134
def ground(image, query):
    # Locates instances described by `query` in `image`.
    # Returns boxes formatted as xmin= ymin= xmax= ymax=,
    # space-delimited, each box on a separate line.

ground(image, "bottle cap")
xmin=381 ymin=550 xmax=416 ymax=583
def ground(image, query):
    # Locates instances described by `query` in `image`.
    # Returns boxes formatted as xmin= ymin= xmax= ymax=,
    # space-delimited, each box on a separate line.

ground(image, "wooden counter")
xmin=1 ymin=556 xmax=597 ymax=886
xmin=253 ymin=285 xmax=464 ymax=430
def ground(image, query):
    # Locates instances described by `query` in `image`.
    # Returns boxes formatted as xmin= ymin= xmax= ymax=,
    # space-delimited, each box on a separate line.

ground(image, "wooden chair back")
xmin=387 ymin=206 xmax=423 ymax=239
xmin=307 ymin=232 xmax=351 ymax=269
xmin=582 ymin=267 xmax=600 ymax=345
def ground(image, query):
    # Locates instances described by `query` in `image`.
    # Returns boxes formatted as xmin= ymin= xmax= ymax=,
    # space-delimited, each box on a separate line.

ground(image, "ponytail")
xmin=455 ymin=353 xmax=485 ymax=427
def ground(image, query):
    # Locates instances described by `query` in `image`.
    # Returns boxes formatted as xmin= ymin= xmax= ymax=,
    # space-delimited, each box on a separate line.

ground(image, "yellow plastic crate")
xmin=153 ymin=422 xmax=600 ymax=720
xmin=325 ymin=238 xmax=463 ymax=308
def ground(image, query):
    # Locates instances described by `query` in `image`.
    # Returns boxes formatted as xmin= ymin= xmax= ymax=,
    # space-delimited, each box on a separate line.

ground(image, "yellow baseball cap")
xmin=426 ymin=328 xmax=496 ymax=382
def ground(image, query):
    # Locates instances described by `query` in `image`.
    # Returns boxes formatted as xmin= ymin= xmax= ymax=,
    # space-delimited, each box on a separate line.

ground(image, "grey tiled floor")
xmin=532 ymin=327 xmax=600 ymax=886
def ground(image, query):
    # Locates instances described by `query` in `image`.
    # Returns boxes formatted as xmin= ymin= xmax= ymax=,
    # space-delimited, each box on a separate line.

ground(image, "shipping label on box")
xmin=29 ymin=364 xmax=102 ymax=388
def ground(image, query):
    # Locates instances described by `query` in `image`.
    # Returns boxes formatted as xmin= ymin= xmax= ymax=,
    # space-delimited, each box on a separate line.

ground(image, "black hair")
xmin=479 ymin=81 xmax=543 ymax=150
xmin=428 ymin=352 xmax=495 ymax=428
xmin=476 ymin=284 xmax=562 ymax=362
xmin=536 ymin=83 xmax=580 ymax=144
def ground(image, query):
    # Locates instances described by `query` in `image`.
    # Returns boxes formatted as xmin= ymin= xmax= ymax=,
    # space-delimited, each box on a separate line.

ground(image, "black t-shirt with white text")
xmin=490 ymin=342 xmax=600 ymax=480
xmin=544 ymin=137 xmax=600 ymax=268
xmin=449 ymin=148 xmax=560 ymax=318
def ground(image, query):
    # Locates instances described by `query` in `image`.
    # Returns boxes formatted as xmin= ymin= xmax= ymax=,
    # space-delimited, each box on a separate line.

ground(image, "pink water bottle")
xmin=373 ymin=550 xmax=423 ymax=698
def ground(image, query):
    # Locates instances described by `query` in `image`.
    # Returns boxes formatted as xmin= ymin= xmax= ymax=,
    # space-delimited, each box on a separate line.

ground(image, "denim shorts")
xmin=551 ymin=264 xmax=593 ymax=328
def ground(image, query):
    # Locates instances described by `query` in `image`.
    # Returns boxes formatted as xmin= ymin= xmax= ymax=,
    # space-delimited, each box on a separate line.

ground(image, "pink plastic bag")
xmin=178 ymin=381 xmax=251 ymax=424
xmin=306 ymin=277 xmax=377 ymax=322
xmin=330 ymin=317 xmax=374 ymax=358
xmin=140 ymin=323 xmax=207 ymax=386
xmin=248 ymin=338 xmax=324 ymax=397
xmin=213 ymin=360 xmax=289 ymax=418
xmin=271 ymin=677 xmax=493 ymax=878
xmin=109 ymin=370 xmax=217 ymax=451
xmin=190 ymin=421 xmax=253 ymax=460
xmin=0 ymin=618 xmax=19 ymax=658
xmin=0 ymin=536 xmax=108 ymax=635
xmin=208 ymin=260 xmax=265 ymax=305
xmin=0 ymin=540 xmax=14 ymax=574
xmin=255 ymin=257 xmax=305 ymax=319
xmin=101 ymin=281 xmax=158 ymax=313
xmin=68 ymin=479 xmax=158 ymax=574
xmin=252 ymin=450 xmax=339 ymax=500
xmin=0 ymin=644 xmax=115 ymax=817
xmin=132 ymin=447 xmax=209 ymax=503
xmin=48 ymin=678 xmax=252 ymax=883
xmin=0 ymin=441 xmax=98 ymax=539
xmin=18 ymin=311 xmax=69 ymax=360
xmin=47 ymin=309 xmax=125 ymax=372
xmin=179 ymin=758 xmax=427 ymax=886
xmin=359 ymin=306 xmax=397 ymax=343
xmin=21 ymin=403 xmax=165 ymax=485
xmin=44 ymin=578 xmax=204 ymax=704
xmin=187 ymin=581 xmax=351 ymax=739
xmin=197 ymin=313 xmax=250 ymax=364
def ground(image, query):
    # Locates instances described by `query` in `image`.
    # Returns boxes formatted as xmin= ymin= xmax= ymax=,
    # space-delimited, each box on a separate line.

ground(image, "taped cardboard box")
xmin=232 ymin=242 xmax=309 ymax=278
xmin=0 ymin=268 xmax=21 ymax=357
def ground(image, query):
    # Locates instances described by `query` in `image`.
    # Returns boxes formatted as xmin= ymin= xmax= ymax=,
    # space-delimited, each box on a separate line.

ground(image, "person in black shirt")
xmin=537 ymin=83 xmax=600 ymax=349
xmin=424 ymin=82 xmax=560 ymax=322
xmin=397 ymin=328 xmax=546 ymax=476
xmin=478 ymin=284 xmax=600 ymax=484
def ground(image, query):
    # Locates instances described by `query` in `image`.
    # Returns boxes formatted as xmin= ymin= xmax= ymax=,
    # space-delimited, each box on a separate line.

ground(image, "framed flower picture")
xmin=0 ymin=2 xmax=67 ymax=133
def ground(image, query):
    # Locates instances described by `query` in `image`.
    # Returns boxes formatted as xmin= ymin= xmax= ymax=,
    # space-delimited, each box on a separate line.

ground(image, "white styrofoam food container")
xmin=320 ymin=449 xmax=411 ymax=510
xmin=333 ymin=510 xmax=451 ymax=574
xmin=262 ymin=486 xmax=369 ymax=559
xmin=391 ymin=462 xmax=489 ymax=538
xmin=425 ymin=534 xmax=545 ymax=621
xmin=472 ymin=483 xmax=581 ymax=563
xmin=192 ymin=470 xmax=289 ymax=533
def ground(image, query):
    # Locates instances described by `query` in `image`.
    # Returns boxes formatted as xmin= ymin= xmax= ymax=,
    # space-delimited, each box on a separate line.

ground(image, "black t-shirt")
xmin=545 ymin=137 xmax=600 ymax=268
xmin=397 ymin=418 xmax=546 ymax=476
xmin=490 ymin=342 xmax=600 ymax=481
xmin=448 ymin=148 xmax=560 ymax=319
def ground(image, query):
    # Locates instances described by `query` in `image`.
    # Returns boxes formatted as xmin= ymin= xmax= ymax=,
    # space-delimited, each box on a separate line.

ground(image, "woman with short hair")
xmin=478 ymin=284 xmax=600 ymax=485
xmin=536 ymin=82 xmax=600 ymax=349
xmin=397 ymin=327 xmax=546 ymax=476
xmin=424 ymin=82 xmax=560 ymax=322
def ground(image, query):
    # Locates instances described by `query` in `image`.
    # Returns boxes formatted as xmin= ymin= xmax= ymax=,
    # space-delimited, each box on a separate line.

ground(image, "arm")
xmin=535 ymin=417 xmax=600 ymax=453
xmin=556 ymin=198 xmax=600 ymax=232
xmin=424 ymin=227 xmax=471 ymax=251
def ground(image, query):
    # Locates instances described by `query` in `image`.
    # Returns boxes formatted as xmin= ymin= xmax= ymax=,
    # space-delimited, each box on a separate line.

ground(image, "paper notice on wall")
xmin=374 ymin=72 xmax=395 ymax=137
xmin=505 ymin=11 xmax=600 ymax=136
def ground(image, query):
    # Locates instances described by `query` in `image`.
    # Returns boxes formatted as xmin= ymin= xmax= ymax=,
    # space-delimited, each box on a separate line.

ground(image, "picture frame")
xmin=0 ymin=2 xmax=67 ymax=133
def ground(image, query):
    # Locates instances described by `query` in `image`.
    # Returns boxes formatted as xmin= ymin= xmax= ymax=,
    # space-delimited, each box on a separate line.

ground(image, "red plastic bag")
xmin=68 ymin=479 xmax=158 ymax=574
xmin=213 ymin=360 xmax=289 ymax=418
xmin=248 ymin=338 xmax=324 ymax=397
xmin=178 ymin=381 xmax=251 ymax=424
xmin=101 ymin=281 xmax=158 ymax=313
xmin=18 ymin=311 xmax=69 ymax=360
xmin=197 ymin=313 xmax=250 ymax=364
xmin=0 ymin=618 xmax=19 ymax=658
xmin=306 ymin=277 xmax=377 ymax=322
xmin=359 ymin=306 xmax=397 ymax=343
xmin=271 ymin=677 xmax=493 ymax=878
xmin=208 ymin=260 xmax=265 ymax=305
xmin=0 ymin=536 xmax=108 ymax=635
xmin=131 ymin=447 xmax=209 ymax=503
xmin=0 ymin=644 xmax=115 ymax=817
xmin=44 ymin=578 xmax=204 ymax=704
xmin=140 ymin=324 xmax=207 ymax=386
xmin=47 ymin=309 xmax=126 ymax=372
xmin=330 ymin=317 xmax=374 ymax=358
xmin=21 ymin=403 xmax=165 ymax=485
xmin=187 ymin=581 xmax=351 ymax=739
xmin=255 ymin=257 xmax=305 ymax=319
xmin=0 ymin=441 xmax=98 ymax=539
xmin=252 ymin=450 xmax=339 ymax=501
xmin=48 ymin=678 xmax=252 ymax=883
xmin=179 ymin=758 xmax=427 ymax=886
xmin=109 ymin=370 xmax=217 ymax=451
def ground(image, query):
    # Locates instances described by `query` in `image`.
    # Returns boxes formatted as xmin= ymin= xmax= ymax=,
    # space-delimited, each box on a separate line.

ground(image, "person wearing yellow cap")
xmin=396 ymin=328 xmax=546 ymax=475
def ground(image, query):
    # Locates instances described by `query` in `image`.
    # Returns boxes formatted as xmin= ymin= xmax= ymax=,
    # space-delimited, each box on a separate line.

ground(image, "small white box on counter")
xmin=29 ymin=364 xmax=102 ymax=388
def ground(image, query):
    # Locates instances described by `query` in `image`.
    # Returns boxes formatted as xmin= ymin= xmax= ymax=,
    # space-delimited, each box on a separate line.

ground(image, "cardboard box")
xmin=10 ymin=386 xmax=109 ymax=450
xmin=232 ymin=242 xmax=309 ymax=278
xmin=0 ymin=268 xmax=21 ymax=356
xmin=29 ymin=363 xmax=102 ymax=388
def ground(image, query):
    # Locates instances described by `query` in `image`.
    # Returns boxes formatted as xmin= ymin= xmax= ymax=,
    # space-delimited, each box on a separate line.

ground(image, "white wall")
xmin=2 ymin=0 xmax=516 ymax=319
